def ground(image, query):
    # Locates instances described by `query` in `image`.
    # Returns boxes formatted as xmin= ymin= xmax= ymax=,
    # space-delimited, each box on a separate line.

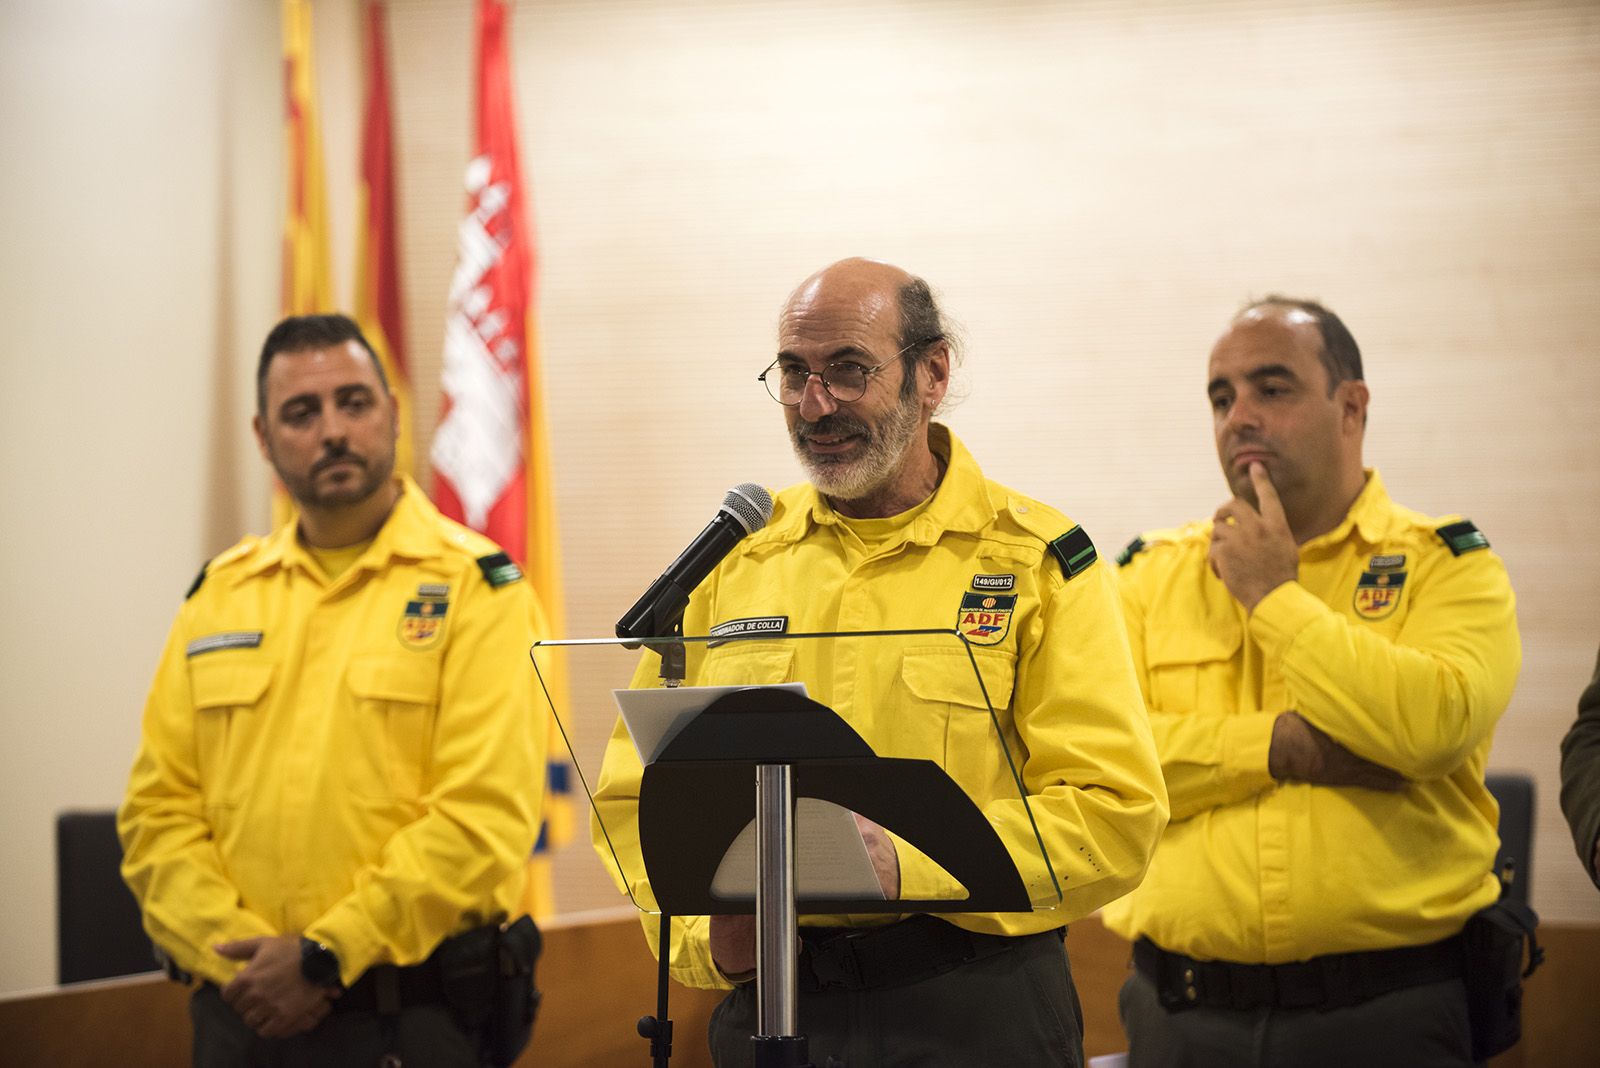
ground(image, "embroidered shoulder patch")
xmin=477 ymin=552 xmax=523 ymax=588
xmin=1115 ymin=537 xmax=1146 ymax=568
xmin=185 ymin=563 xmax=209 ymax=600
xmin=399 ymin=598 xmax=449 ymax=649
xmin=1437 ymin=520 xmax=1489 ymax=556
xmin=958 ymin=592 xmax=1016 ymax=645
xmin=1048 ymin=525 xmax=1098 ymax=579
xmin=1354 ymin=569 xmax=1408 ymax=620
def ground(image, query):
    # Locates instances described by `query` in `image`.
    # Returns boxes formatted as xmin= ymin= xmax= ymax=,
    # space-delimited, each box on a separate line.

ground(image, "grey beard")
xmin=790 ymin=393 xmax=922 ymax=503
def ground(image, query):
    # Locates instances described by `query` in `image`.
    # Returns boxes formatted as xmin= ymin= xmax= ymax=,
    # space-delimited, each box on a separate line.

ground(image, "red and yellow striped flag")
xmin=281 ymin=0 xmax=332 ymax=318
xmin=431 ymin=0 xmax=571 ymax=920
xmin=276 ymin=0 xmax=334 ymax=528
xmin=353 ymin=0 xmax=413 ymax=477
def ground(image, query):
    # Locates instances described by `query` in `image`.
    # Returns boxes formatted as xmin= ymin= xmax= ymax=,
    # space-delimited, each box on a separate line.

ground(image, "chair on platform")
xmin=55 ymin=809 xmax=158 ymax=984
xmin=1485 ymin=772 xmax=1535 ymax=906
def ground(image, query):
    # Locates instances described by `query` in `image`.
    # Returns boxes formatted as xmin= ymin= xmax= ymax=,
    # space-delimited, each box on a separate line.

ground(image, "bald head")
xmin=781 ymin=258 xmax=950 ymax=398
xmin=784 ymin=258 xmax=916 ymax=322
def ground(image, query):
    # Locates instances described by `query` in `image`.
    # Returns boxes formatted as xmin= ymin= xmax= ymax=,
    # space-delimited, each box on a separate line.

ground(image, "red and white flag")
xmin=431 ymin=0 xmax=570 ymax=919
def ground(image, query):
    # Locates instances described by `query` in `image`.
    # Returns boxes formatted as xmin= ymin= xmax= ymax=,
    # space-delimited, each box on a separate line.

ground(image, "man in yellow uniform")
xmin=592 ymin=258 xmax=1168 ymax=1067
xmin=1102 ymin=297 xmax=1521 ymax=1067
xmin=119 ymin=315 xmax=546 ymax=1067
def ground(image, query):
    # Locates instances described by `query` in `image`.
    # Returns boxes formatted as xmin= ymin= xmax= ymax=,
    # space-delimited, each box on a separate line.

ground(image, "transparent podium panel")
xmin=533 ymin=629 xmax=1064 ymax=918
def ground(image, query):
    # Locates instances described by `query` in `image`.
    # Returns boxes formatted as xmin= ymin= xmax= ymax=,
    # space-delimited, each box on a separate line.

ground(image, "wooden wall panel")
xmin=3 ymin=913 xmax=1595 ymax=1065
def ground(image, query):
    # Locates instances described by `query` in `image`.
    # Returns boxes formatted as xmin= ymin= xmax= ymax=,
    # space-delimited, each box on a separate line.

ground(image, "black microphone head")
xmin=721 ymin=483 xmax=774 ymax=535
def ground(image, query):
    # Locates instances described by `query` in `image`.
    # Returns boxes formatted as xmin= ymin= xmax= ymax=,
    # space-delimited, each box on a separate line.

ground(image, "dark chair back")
xmin=1485 ymin=772 xmax=1535 ymax=905
xmin=55 ymin=810 xmax=158 ymax=984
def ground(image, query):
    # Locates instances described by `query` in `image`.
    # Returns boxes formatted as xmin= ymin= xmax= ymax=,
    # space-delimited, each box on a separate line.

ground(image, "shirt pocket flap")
xmin=698 ymin=644 xmax=797 ymax=688
xmin=348 ymin=654 xmax=441 ymax=705
xmin=1144 ymin=624 xmax=1240 ymax=668
xmin=189 ymin=659 xmax=273 ymax=710
xmin=901 ymin=646 xmax=1017 ymax=711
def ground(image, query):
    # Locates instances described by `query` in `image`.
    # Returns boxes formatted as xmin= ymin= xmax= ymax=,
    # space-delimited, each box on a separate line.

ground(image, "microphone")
xmin=616 ymin=483 xmax=775 ymax=642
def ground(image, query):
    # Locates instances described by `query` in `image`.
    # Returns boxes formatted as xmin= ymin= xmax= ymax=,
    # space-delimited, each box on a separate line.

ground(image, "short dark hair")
xmin=256 ymin=314 xmax=388 ymax=414
xmin=895 ymin=277 xmax=950 ymax=400
xmin=1241 ymin=295 xmax=1363 ymax=391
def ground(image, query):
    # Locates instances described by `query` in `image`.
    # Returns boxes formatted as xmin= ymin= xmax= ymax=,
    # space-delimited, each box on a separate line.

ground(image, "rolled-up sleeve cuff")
xmin=1248 ymin=582 xmax=1329 ymax=657
xmin=1222 ymin=712 xmax=1279 ymax=783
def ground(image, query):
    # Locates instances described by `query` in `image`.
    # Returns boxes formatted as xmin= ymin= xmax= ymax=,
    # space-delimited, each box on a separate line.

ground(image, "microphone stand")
xmin=638 ymin=620 xmax=684 ymax=1067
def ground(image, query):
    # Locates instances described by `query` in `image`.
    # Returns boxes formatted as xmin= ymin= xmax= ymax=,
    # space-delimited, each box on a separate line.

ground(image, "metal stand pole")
xmin=752 ymin=764 xmax=810 ymax=1067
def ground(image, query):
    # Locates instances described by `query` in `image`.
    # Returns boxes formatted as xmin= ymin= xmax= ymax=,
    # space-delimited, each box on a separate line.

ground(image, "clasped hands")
xmin=214 ymin=935 xmax=339 ymax=1039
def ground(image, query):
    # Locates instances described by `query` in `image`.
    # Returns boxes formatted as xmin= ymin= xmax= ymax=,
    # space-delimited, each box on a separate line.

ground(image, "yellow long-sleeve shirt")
xmin=118 ymin=478 xmax=546 ymax=986
xmin=1101 ymin=470 xmax=1520 ymax=964
xmin=592 ymin=426 xmax=1168 ymax=990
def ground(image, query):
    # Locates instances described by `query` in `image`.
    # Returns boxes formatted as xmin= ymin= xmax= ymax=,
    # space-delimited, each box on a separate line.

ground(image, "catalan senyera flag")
xmin=353 ymin=0 xmax=413 ymax=478
xmin=277 ymin=0 xmax=335 ymax=528
xmin=431 ymin=0 xmax=572 ymax=920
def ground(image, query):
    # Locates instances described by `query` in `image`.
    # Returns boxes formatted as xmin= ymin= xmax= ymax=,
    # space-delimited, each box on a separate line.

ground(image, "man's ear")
xmin=921 ymin=341 xmax=951 ymax=412
xmin=252 ymin=412 xmax=270 ymax=462
xmin=1340 ymin=379 xmax=1370 ymax=432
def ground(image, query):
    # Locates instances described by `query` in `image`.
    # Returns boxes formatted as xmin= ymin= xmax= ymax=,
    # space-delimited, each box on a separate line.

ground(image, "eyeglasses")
xmin=758 ymin=344 xmax=915 ymax=406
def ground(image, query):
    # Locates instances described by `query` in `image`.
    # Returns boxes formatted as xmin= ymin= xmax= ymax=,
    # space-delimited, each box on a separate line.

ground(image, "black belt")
xmin=798 ymin=914 xmax=1064 ymax=992
xmin=333 ymin=960 xmax=447 ymax=1013
xmin=200 ymin=961 xmax=447 ymax=1016
xmin=1133 ymin=935 xmax=1464 ymax=1013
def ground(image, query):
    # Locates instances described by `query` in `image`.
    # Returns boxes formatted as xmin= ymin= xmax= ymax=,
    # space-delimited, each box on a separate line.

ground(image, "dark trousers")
xmin=191 ymin=982 xmax=479 ymax=1068
xmin=708 ymin=929 xmax=1084 ymax=1068
xmin=1118 ymin=969 xmax=1477 ymax=1068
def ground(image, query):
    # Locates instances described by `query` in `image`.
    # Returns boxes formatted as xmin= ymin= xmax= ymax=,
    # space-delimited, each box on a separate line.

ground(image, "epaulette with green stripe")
xmin=185 ymin=563 xmax=209 ymax=600
xmin=1437 ymin=520 xmax=1490 ymax=556
xmin=1115 ymin=536 xmax=1147 ymax=567
xmin=1048 ymin=525 xmax=1098 ymax=580
xmin=477 ymin=552 xmax=524 ymax=588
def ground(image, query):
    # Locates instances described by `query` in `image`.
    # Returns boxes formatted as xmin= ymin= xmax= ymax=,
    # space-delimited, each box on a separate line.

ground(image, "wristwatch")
xmin=299 ymin=937 xmax=341 ymax=988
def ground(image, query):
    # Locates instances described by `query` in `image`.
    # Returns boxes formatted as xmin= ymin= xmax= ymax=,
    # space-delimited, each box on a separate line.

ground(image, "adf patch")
xmin=958 ymin=591 xmax=1016 ymax=645
xmin=399 ymin=598 xmax=449 ymax=649
xmin=1353 ymin=569 xmax=1408 ymax=621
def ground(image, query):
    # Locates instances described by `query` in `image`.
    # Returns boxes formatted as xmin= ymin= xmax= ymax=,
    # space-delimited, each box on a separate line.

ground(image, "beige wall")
xmin=1 ymin=0 xmax=1596 ymax=994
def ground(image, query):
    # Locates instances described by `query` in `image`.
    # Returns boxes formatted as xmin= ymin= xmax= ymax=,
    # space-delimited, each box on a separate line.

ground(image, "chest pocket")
xmin=189 ymin=657 xmax=273 ymax=809
xmin=697 ymin=644 xmax=796 ymax=688
xmin=347 ymin=653 xmax=440 ymax=800
xmin=901 ymin=646 xmax=1018 ymax=799
xmin=1143 ymin=625 xmax=1240 ymax=715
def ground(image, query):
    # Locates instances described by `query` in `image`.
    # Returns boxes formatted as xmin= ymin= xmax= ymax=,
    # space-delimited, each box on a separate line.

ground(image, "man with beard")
xmin=592 ymin=258 xmax=1167 ymax=1066
xmin=1101 ymin=298 xmax=1521 ymax=1067
xmin=119 ymin=314 xmax=546 ymax=1066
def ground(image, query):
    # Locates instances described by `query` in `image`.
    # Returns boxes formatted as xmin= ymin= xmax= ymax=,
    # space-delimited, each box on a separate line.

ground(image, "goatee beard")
xmin=790 ymin=390 xmax=922 ymax=502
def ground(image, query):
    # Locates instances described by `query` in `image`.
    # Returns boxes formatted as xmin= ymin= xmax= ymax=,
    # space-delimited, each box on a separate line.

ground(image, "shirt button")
xmin=1185 ymin=985 xmax=1198 ymax=1002
xmin=1183 ymin=968 xmax=1195 ymax=984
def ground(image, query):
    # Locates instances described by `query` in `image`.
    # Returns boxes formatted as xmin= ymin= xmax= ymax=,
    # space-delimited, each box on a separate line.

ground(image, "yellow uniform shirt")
xmin=593 ymin=426 xmax=1168 ymax=990
xmin=118 ymin=478 xmax=546 ymax=986
xmin=1101 ymin=470 xmax=1520 ymax=964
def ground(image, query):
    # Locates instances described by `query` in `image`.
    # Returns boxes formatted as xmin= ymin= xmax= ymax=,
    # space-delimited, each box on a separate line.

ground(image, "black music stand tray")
xmin=634 ymin=685 xmax=1037 ymax=1068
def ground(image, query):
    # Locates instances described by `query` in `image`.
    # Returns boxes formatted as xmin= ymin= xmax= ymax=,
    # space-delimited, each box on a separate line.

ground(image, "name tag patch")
xmin=708 ymin=616 xmax=789 ymax=647
xmin=1354 ymin=569 xmax=1408 ymax=621
xmin=971 ymin=573 xmax=1016 ymax=591
xmin=186 ymin=631 xmax=264 ymax=658
xmin=958 ymin=592 xmax=1016 ymax=645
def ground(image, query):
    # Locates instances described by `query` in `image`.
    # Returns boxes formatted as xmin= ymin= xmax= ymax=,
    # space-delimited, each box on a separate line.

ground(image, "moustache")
xmin=312 ymin=450 xmax=366 ymax=476
xmin=794 ymin=413 xmax=872 ymax=443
